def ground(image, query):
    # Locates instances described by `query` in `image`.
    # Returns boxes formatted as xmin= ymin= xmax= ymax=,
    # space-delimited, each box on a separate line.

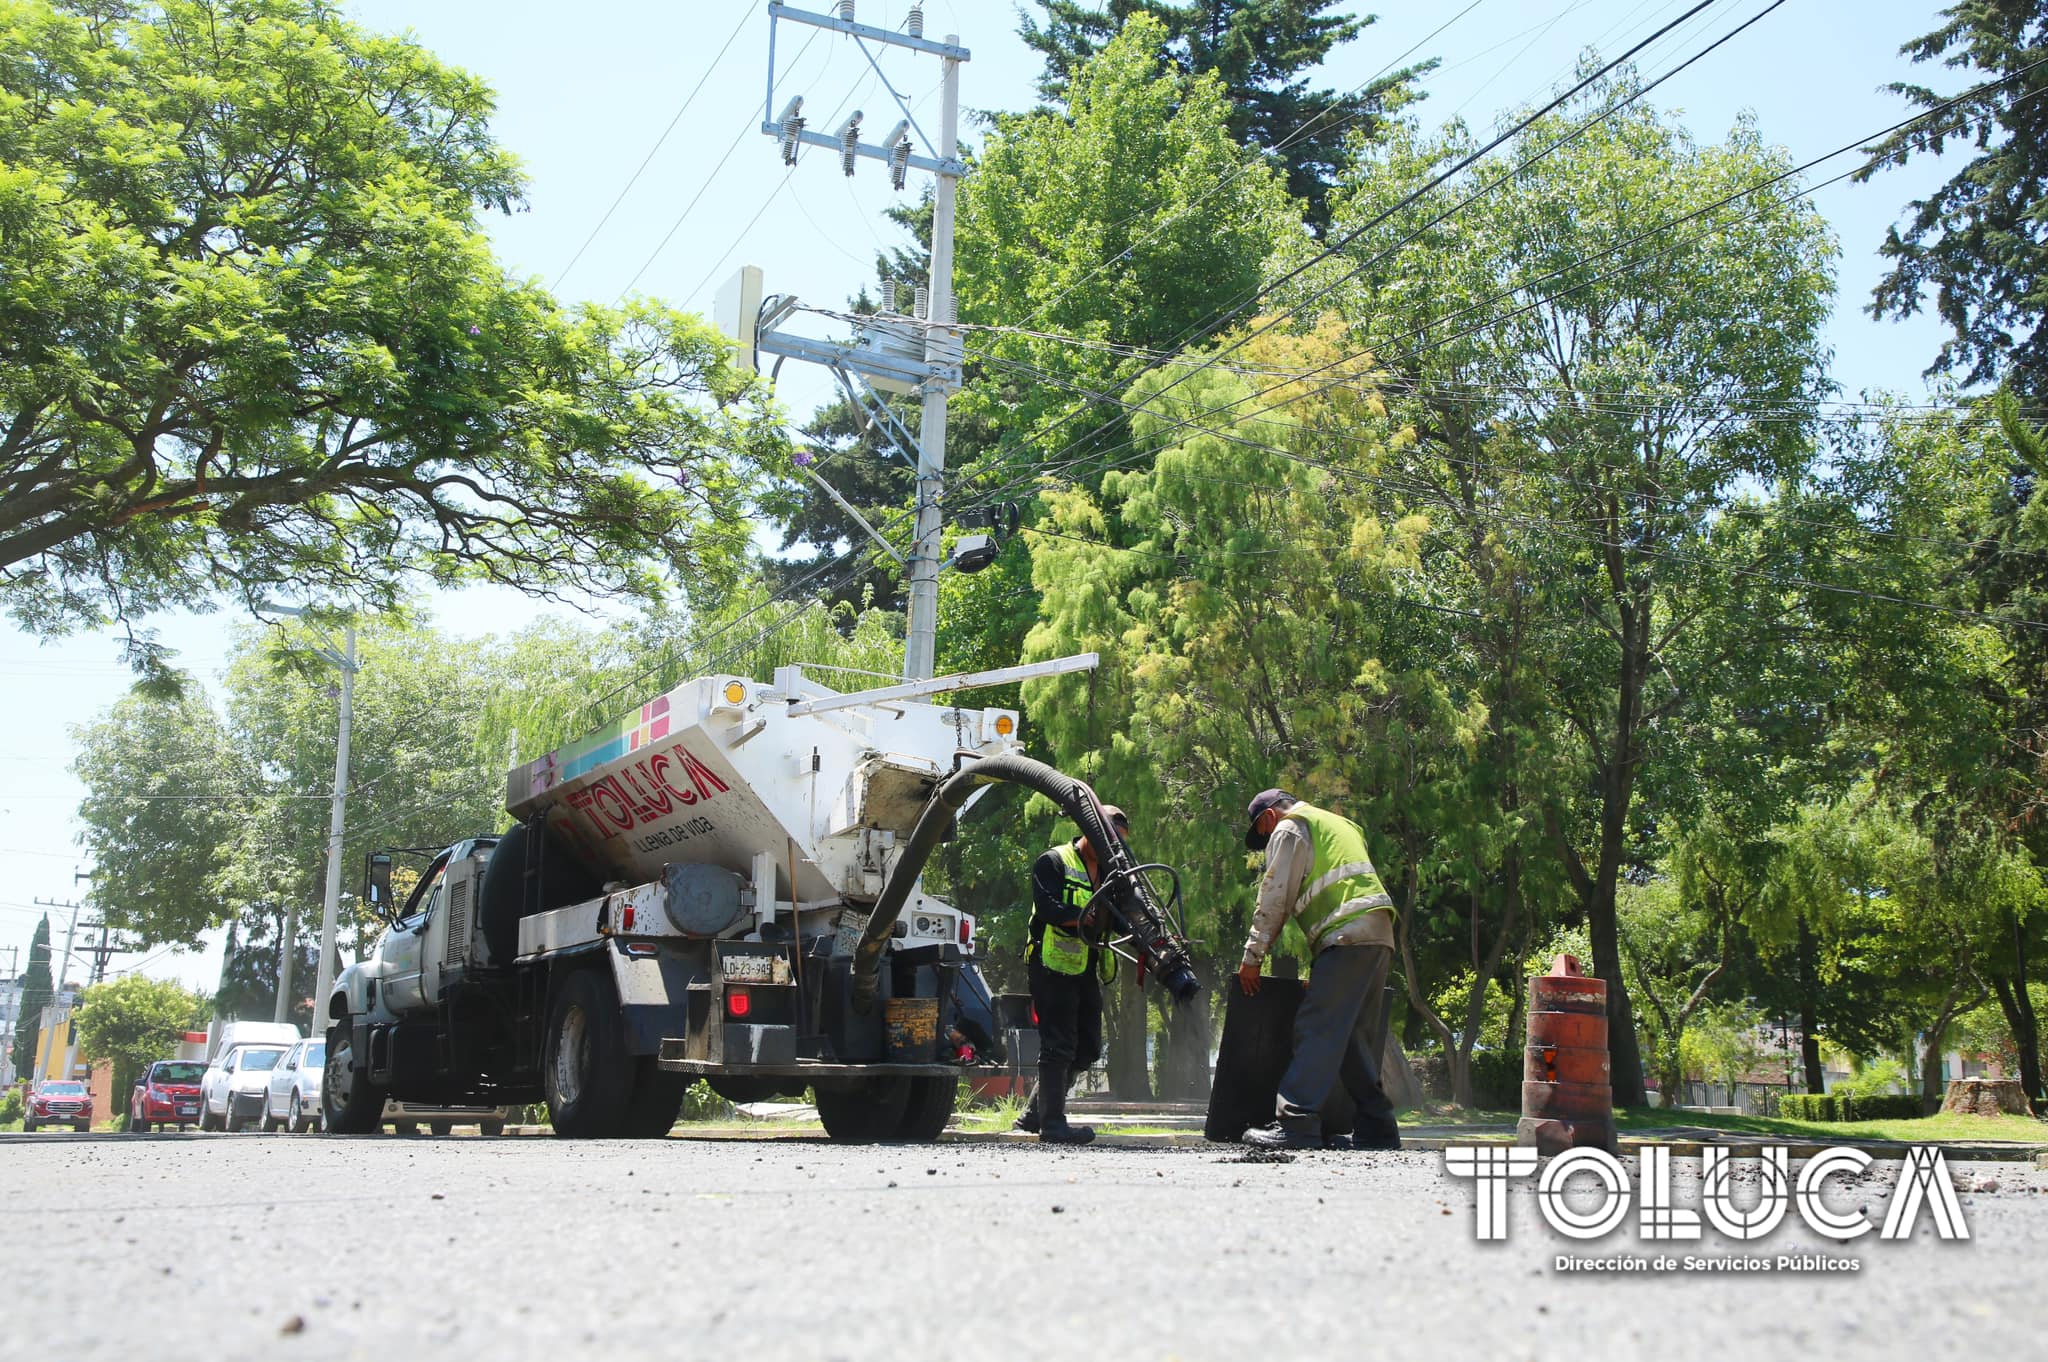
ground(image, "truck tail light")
xmin=726 ymin=987 xmax=751 ymax=1018
xmin=958 ymin=917 xmax=973 ymax=948
xmin=622 ymin=905 xmax=636 ymax=931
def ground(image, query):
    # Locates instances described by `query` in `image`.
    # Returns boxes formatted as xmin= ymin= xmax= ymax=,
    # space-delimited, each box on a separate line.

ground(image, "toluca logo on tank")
xmin=561 ymin=747 xmax=732 ymax=840
xmin=1445 ymin=1144 xmax=1970 ymax=1264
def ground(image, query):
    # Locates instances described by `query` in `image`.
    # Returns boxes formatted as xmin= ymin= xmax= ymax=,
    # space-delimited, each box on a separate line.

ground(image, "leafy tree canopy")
xmin=70 ymin=972 xmax=208 ymax=1106
xmin=0 ymin=0 xmax=785 ymax=666
xmin=1018 ymin=0 xmax=1428 ymax=223
xmin=1859 ymin=0 xmax=2048 ymax=394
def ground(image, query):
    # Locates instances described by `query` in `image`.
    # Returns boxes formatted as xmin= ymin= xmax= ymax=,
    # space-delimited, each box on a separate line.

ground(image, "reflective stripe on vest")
xmin=1285 ymin=803 xmax=1392 ymax=952
xmin=1037 ymin=843 xmax=1094 ymax=976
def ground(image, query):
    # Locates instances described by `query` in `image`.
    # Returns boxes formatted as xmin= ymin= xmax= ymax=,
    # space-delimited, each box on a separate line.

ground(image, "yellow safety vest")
xmin=1284 ymin=803 xmax=1393 ymax=952
xmin=1036 ymin=843 xmax=1117 ymax=982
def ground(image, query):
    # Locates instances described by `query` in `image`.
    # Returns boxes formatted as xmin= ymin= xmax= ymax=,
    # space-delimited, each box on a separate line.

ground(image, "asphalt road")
xmin=5 ymin=1128 xmax=2044 ymax=1361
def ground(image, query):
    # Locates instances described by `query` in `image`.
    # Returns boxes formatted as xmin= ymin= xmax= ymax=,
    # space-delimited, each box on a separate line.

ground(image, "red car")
xmin=24 ymin=1079 xmax=93 ymax=1132
xmin=130 ymin=1059 xmax=206 ymax=1133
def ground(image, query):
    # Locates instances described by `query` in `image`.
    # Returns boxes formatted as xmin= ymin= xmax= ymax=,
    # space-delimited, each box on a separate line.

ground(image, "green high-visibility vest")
xmin=1284 ymin=802 xmax=1393 ymax=952
xmin=1036 ymin=843 xmax=1117 ymax=982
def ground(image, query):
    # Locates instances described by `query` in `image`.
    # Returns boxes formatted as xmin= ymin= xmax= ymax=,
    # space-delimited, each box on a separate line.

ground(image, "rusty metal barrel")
xmin=1516 ymin=954 xmax=1618 ymax=1155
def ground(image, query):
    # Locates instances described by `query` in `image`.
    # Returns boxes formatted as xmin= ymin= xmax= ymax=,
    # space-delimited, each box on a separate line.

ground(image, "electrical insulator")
xmin=888 ymin=137 xmax=911 ymax=191
xmin=838 ymin=1 xmax=855 ymax=22
xmin=777 ymin=96 xmax=805 ymax=166
xmin=878 ymin=271 xmax=894 ymax=311
xmin=836 ymin=110 xmax=862 ymax=177
xmin=907 ymin=5 xmax=923 ymax=38
xmin=914 ymin=284 xmax=929 ymax=320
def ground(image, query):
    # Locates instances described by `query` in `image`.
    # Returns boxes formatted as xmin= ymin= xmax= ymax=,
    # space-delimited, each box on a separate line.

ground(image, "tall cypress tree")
xmin=1019 ymin=1 xmax=1430 ymax=226
xmin=10 ymin=916 xmax=52 ymax=1082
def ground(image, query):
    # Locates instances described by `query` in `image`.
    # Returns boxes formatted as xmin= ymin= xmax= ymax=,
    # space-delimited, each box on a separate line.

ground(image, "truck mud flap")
xmin=608 ymin=946 xmax=697 ymax=1056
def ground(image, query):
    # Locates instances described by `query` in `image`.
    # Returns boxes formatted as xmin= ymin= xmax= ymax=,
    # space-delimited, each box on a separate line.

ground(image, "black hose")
xmin=851 ymin=753 xmax=1114 ymax=1013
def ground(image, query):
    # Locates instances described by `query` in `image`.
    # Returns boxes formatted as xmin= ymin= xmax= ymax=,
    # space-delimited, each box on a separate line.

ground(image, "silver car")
xmin=200 ymin=1044 xmax=288 ymax=1132
xmin=263 ymin=1038 xmax=326 ymax=1133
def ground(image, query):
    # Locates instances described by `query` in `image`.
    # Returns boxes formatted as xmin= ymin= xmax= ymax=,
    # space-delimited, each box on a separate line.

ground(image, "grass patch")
xmin=1615 ymin=1106 xmax=2048 ymax=1144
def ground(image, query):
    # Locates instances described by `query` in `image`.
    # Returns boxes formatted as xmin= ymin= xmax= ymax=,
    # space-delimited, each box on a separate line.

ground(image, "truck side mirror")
xmin=365 ymin=853 xmax=394 ymax=921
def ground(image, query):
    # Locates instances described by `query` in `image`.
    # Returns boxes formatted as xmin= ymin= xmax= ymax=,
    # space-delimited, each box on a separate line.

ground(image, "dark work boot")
xmin=1013 ymin=1087 xmax=1041 ymax=1135
xmin=1243 ymin=1114 xmax=1321 ymax=1150
xmin=1037 ymin=1063 xmax=1095 ymax=1145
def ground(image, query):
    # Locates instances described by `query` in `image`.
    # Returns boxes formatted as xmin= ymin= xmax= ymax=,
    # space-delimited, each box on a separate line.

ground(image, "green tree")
xmin=1331 ymin=78 xmax=1836 ymax=1103
xmin=0 ymin=0 xmax=784 ymax=666
xmin=70 ymin=973 xmax=208 ymax=1121
xmin=1858 ymin=0 xmax=2048 ymax=394
xmin=1017 ymin=1 xmax=1426 ymax=223
xmin=9 ymin=914 xmax=52 ymax=1081
xmin=1618 ymin=877 xmax=1733 ymax=1106
xmin=72 ymin=614 xmax=515 ymax=972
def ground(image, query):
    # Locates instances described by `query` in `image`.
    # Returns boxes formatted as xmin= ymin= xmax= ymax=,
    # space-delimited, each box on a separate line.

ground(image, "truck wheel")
xmin=816 ymin=1077 xmax=912 ymax=1142
xmin=429 ymin=1121 xmax=453 ymax=1137
xmin=392 ymin=1121 xmax=420 ymax=1136
xmin=543 ymin=968 xmax=635 ymax=1138
xmin=322 ymin=1024 xmax=387 ymax=1135
xmin=895 ymin=1076 xmax=958 ymax=1142
xmin=480 ymin=1119 xmax=505 ymax=1137
xmin=622 ymin=1060 xmax=686 ymax=1139
xmin=21 ymin=1116 xmax=34 ymax=1133
xmin=132 ymin=1117 xmax=151 ymax=1135
xmin=197 ymin=1103 xmax=218 ymax=1133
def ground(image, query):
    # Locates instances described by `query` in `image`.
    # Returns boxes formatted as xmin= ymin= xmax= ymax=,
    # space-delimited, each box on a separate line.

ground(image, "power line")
xmin=1019 ymin=0 xmax=1776 ymax=483
xmin=951 ymin=52 xmax=2048 ymax=529
xmin=617 ymin=22 xmax=827 ymax=301
xmin=554 ymin=1 xmax=759 ymax=290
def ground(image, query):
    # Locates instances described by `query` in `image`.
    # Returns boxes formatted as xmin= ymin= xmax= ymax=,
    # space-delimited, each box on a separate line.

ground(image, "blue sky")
xmin=0 ymin=0 xmax=1972 ymax=991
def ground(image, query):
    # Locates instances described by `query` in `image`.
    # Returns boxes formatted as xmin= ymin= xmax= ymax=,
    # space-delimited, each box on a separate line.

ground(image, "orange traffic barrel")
xmin=1516 ymin=954 xmax=1618 ymax=1155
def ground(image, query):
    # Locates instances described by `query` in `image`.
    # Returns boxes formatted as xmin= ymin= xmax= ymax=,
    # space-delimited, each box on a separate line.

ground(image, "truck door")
xmin=382 ymin=850 xmax=450 ymax=1015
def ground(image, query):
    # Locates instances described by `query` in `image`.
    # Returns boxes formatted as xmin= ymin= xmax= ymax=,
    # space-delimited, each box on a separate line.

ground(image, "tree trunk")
xmin=1155 ymin=989 xmax=1212 ymax=1100
xmin=1797 ymin=917 xmax=1824 ymax=1093
xmin=1103 ymin=968 xmax=1151 ymax=1100
xmin=1993 ymin=906 xmax=2043 ymax=1102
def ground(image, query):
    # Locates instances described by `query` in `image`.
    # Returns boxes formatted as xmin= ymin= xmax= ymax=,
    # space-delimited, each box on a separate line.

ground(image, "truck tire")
xmin=894 ymin=1076 xmax=958 ymax=1142
xmin=543 ymin=968 xmax=635 ymax=1138
xmin=429 ymin=1121 xmax=453 ymax=1137
xmin=621 ymin=1060 xmax=686 ymax=1139
xmin=225 ymin=1098 xmax=250 ymax=1133
xmin=480 ymin=1119 xmax=506 ymax=1137
xmin=322 ymin=1025 xmax=387 ymax=1135
xmin=815 ymin=1077 xmax=912 ymax=1142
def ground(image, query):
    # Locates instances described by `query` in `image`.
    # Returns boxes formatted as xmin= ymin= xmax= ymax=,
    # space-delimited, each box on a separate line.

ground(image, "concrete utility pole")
xmin=310 ymin=624 xmax=356 ymax=1036
xmin=35 ymin=896 xmax=84 ymax=990
xmin=257 ymin=608 xmax=356 ymax=1033
xmin=752 ymin=2 xmax=969 ymax=681
xmin=903 ymin=26 xmax=961 ymax=682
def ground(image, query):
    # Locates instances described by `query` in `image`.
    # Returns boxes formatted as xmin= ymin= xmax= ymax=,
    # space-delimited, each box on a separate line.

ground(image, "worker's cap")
xmin=1087 ymin=804 xmax=1129 ymax=837
xmin=1245 ymin=788 xmax=1296 ymax=851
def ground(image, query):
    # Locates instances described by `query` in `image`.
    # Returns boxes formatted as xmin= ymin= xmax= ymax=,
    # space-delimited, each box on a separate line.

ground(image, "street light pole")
xmin=310 ymin=626 xmax=355 ymax=1039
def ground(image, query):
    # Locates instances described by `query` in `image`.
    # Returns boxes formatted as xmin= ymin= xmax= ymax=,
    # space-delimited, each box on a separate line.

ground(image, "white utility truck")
xmin=322 ymin=659 xmax=1196 ymax=1141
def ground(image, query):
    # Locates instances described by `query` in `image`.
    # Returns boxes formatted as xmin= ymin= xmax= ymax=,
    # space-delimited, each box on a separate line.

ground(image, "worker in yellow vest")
xmin=1237 ymin=788 xmax=1402 ymax=1151
xmin=1016 ymin=804 xmax=1130 ymax=1145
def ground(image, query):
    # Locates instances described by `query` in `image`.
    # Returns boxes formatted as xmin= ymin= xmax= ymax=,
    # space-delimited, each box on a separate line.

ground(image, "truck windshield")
xmin=153 ymin=1062 xmax=205 ymax=1084
xmin=238 ymin=1049 xmax=286 ymax=1071
xmin=42 ymin=1081 xmax=86 ymax=1095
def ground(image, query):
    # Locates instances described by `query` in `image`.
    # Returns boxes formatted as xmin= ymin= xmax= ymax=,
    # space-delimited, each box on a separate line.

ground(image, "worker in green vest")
xmin=1015 ymin=804 xmax=1130 ymax=1145
xmin=1237 ymin=788 xmax=1402 ymax=1151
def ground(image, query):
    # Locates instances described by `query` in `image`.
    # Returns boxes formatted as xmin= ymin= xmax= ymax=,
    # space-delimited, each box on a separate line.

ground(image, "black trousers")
xmin=1275 ymin=943 xmax=1396 ymax=1134
xmin=1028 ymin=956 xmax=1103 ymax=1070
